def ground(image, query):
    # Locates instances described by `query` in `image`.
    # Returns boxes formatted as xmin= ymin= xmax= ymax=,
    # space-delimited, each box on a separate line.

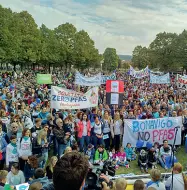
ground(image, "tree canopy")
xmin=0 ymin=5 xmax=102 ymax=72
xmin=132 ymin=31 xmax=187 ymax=71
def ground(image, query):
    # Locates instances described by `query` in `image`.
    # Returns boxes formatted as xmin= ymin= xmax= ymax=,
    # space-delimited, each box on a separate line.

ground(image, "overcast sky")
xmin=1 ymin=0 xmax=187 ymax=55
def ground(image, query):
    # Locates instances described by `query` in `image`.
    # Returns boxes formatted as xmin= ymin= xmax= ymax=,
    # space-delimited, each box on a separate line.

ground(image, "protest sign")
xmin=36 ymin=74 xmax=52 ymax=84
xmin=150 ymin=73 xmax=170 ymax=84
xmin=75 ymin=71 xmax=101 ymax=86
xmin=177 ymin=74 xmax=187 ymax=89
xmin=51 ymin=86 xmax=98 ymax=109
xmin=101 ymin=73 xmax=116 ymax=84
xmin=123 ymin=117 xmax=182 ymax=147
xmin=129 ymin=66 xmax=149 ymax=78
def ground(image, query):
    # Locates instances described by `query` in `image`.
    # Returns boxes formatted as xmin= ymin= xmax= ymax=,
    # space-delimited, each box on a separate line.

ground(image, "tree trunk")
xmin=6 ymin=63 xmax=8 ymax=70
xmin=48 ymin=64 xmax=51 ymax=73
xmin=13 ymin=62 xmax=16 ymax=72
xmin=32 ymin=63 xmax=35 ymax=71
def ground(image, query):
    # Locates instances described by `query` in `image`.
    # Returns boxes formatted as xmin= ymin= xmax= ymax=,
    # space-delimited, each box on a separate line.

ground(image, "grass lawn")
xmin=116 ymin=146 xmax=187 ymax=175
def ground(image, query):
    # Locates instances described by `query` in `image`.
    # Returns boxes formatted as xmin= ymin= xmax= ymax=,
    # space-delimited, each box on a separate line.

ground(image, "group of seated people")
xmin=0 ymin=151 xmax=186 ymax=190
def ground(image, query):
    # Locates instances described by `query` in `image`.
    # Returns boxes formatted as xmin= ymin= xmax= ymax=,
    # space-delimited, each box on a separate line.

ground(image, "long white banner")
xmin=177 ymin=74 xmax=187 ymax=89
xmin=75 ymin=71 xmax=101 ymax=86
xmin=150 ymin=73 xmax=170 ymax=84
xmin=129 ymin=66 xmax=149 ymax=78
xmin=101 ymin=73 xmax=116 ymax=84
xmin=123 ymin=117 xmax=182 ymax=147
xmin=51 ymin=86 xmax=98 ymax=109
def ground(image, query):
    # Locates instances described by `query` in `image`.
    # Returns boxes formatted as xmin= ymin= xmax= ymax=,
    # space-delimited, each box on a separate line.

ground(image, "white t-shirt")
xmin=165 ymin=173 xmax=185 ymax=190
xmin=94 ymin=123 xmax=102 ymax=135
xmin=82 ymin=121 xmax=87 ymax=136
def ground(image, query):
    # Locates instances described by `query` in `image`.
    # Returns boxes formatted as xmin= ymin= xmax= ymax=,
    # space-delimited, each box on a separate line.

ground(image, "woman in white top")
xmin=102 ymin=111 xmax=113 ymax=150
xmin=17 ymin=128 xmax=32 ymax=171
xmin=165 ymin=163 xmax=187 ymax=190
xmin=111 ymin=112 xmax=123 ymax=151
xmin=92 ymin=115 xmax=104 ymax=149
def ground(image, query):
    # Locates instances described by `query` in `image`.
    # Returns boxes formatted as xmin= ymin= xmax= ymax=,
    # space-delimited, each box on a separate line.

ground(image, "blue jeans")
xmin=159 ymin=157 xmax=166 ymax=168
xmin=58 ymin=144 xmax=67 ymax=158
xmin=92 ymin=135 xmax=104 ymax=149
xmin=79 ymin=136 xmax=90 ymax=152
xmin=40 ymin=151 xmax=48 ymax=168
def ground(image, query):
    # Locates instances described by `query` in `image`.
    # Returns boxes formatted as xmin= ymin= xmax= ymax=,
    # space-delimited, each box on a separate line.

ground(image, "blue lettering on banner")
xmin=132 ymin=119 xmax=173 ymax=133
xmin=51 ymin=95 xmax=87 ymax=102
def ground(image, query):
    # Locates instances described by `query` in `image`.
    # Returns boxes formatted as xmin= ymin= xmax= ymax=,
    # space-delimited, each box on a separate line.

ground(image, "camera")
xmin=85 ymin=161 xmax=116 ymax=190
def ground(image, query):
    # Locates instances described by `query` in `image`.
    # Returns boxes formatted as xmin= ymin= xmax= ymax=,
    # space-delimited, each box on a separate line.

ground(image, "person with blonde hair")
xmin=0 ymin=170 xmax=8 ymax=190
xmin=46 ymin=156 xmax=58 ymax=179
xmin=64 ymin=146 xmax=72 ymax=155
xmin=115 ymin=178 xmax=127 ymax=190
xmin=111 ymin=111 xmax=123 ymax=151
xmin=147 ymin=169 xmax=165 ymax=190
xmin=165 ymin=162 xmax=187 ymax=190
xmin=37 ymin=124 xmax=49 ymax=168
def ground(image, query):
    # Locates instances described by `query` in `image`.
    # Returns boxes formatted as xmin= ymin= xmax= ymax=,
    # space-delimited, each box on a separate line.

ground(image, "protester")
xmin=146 ymin=169 xmax=165 ymax=190
xmin=7 ymin=163 xmax=25 ymax=186
xmin=133 ymin=179 xmax=145 ymax=190
xmin=46 ymin=156 xmax=58 ymax=180
xmin=0 ymin=170 xmax=8 ymax=190
xmin=165 ymin=163 xmax=187 ymax=190
xmin=53 ymin=152 xmax=89 ymax=190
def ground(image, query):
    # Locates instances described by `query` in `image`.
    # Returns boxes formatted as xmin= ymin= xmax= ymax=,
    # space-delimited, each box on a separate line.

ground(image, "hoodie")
xmin=29 ymin=177 xmax=52 ymax=189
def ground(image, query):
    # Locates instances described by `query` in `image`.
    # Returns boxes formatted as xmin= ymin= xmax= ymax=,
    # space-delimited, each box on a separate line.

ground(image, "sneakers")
xmin=115 ymin=165 xmax=119 ymax=169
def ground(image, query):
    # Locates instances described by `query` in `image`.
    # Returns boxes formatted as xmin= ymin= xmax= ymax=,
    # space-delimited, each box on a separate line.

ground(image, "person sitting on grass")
xmin=125 ymin=143 xmax=136 ymax=161
xmin=94 ymin=144 xmax=108 ymax=164
xmin=138 ymin=149 xmax=148 ymax=173
xmin=116 ymin=146 xmax=129 ymax=168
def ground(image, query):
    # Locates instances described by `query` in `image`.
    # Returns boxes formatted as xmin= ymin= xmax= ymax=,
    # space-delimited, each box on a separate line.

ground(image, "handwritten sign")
xmin=123 ymin=117 xmax=182 ymax=147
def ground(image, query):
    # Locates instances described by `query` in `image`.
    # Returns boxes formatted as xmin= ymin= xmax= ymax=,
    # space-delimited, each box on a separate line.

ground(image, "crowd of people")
xmin=0 ymin=70 xmax=186 ymax=190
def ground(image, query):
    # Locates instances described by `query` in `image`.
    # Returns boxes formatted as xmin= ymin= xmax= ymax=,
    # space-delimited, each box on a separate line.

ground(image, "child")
xmin=117 ymin=147 xmax=129 ymax=168
xmin=109 ymin=148 xmax=119 ymax=169
xmin=94 ymin=145 xmax=108 ymax=164
xmin=6 ymin=135 xmax=19 ymax=170
xmin=85 ymin=144 xmax=95 ymax=163
xmin=148 ymin=148 xmax=157 ymax=169
xmin=0 ymin=170 xmax=8 ymax=190
xmin=153 ymin=142 xmax=159 ymax=160
xmin=125 ymin=143 xmax=136 ymax=161
xmin=138 ymin=149 xmax=148 ymax=173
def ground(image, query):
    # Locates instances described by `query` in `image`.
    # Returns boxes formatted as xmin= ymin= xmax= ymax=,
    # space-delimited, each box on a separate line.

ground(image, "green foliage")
xmin=103 ymin=48 xmax=118 ymax=71
xmin=132 ymin=31 xmax=187 ymax=71
xmin=0 ymin=5 xmax=101 ymax=71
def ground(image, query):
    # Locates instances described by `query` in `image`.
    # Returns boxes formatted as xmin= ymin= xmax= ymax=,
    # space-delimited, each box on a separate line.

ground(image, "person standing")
xmin=53 ymin=118 xmax=70 ymax=158
xmin=17 ymin=128 xmax=32 ymax=171
xmin=77 ymin=113 xmax=91 ymax=152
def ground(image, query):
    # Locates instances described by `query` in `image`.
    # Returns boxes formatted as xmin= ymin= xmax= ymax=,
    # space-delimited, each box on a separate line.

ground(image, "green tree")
xmin=132 ymin=46 xmax=150 ymax=69
xmin=54 ymin=23 xmax=77 ymax=71
xmin=103 ymin=48 xmax=118 ymax=71
xmin=40 ymin=24 xmax=60 ymax=72
xmin=149 ymin=32 xmax=178 ymax=71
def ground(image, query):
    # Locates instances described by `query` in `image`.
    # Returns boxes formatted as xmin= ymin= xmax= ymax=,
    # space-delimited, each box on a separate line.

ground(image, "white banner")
xmin=75 ymin=71 xmax=101 ymax=86
xmin=129 ymin=66 xmax=149 ymax=78
xmin=123 ymin=117 xmax=182 ymax=147
xmin=51 ymin=86 xmax=98 ymax=109
xmin=177 ymin=74 xmax=187 ymax=89
xmin=150 ymin=73 xmax=170 ymax=84
xmin=101 ymin=73 xmax=116 ymax=84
